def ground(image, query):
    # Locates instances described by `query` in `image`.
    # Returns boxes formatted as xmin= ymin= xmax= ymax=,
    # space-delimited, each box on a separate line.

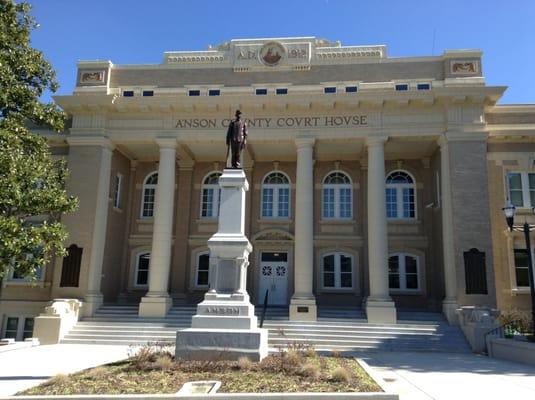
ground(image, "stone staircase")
xmin=60 ymin=305 xmax=470 ymax=353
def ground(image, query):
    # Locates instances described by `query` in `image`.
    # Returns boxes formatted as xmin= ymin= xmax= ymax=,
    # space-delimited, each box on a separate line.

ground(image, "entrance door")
xmin=259 ymin=252 xmax=288 ymax=305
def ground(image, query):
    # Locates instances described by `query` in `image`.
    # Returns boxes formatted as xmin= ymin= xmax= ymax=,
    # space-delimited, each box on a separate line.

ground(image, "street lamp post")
xmin=502 ymin=203 xmax=535 ymax=337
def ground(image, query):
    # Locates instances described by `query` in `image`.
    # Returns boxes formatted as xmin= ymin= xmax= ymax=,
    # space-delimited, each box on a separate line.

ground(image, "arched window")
xmin=322 ymin=171 xmax=352 ymax=219
xmin=141 ymin=172 xmax=158 ymax=218
xmin=261 ymin=172 xmax=290 ymax=218
xmin=200 ymin=172 xmax=222 ymax=218
xmin=385 ymin=170 xmax=416 ymax=219
xmin=195 ymin=252 xmax=210 ymax=288
xmin=322 ymin=252 xmax=353 ymax=289
xmin=135 ymin=252 xmax=150 ymax=287
xmin=388 ymin=253 xmax=419 ymax=291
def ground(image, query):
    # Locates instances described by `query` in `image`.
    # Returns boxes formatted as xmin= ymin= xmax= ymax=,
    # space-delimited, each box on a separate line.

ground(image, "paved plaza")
xmin=0 ymin=344 xmax=534 ymax=398
xmin=361 ymin=351 xmax=535 ymax=400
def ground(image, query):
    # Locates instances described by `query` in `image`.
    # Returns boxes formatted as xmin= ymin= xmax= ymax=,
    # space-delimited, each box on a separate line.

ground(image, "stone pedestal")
xmin=176 ymin=169 xmax=268 ymax=361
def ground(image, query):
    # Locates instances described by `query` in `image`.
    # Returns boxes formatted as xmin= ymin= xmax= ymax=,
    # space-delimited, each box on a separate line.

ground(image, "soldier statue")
xmin=226 ymin=110 xmax=248 ymax=169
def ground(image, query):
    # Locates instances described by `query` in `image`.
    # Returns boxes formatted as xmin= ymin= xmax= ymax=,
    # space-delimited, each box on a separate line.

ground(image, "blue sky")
xmin=30 ymin=0 xmax=534 ymax=104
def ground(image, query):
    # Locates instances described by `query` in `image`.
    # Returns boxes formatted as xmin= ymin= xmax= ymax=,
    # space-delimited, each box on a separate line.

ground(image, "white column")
xmin=365 ymin=136 xmax=396 ymax=323
xmin=84 ymin=142 xmax=114 ymax=316
xmin=438 ymin=136 xmax=459 ymax=324
xmin=139 ymin=138 xmax=177 ymax=317
xmin=290 ymin=137 xmax=317 ymax=321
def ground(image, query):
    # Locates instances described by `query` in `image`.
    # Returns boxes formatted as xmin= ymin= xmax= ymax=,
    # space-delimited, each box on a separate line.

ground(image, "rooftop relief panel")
xmin=162 ymin=37 xmax=386 ymax=70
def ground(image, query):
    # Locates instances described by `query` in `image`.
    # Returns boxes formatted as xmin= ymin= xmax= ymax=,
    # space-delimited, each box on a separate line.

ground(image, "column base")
xmin=366 ymin=299 xmax=397 ymax=324
xmin=442 ymin=299 xmax=460 ymax=326
xmin=289 ymin=297 xmax=317 ymax=321
xmin=82 ymin=293 xmax=103 ymax=317
xmin=138 ymin=295 xmax=172 ymax=318
xmin=176 ymin=328 xmax=268 ymax=361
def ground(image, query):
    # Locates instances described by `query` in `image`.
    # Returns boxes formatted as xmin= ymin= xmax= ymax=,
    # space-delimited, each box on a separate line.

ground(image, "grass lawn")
xmin=20 ymin=345 xmax=382 ymax=395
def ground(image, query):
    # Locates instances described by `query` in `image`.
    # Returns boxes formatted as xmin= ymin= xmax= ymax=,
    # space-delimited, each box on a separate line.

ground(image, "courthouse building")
xmin=1 ymin=37 xmax=535 ymax=339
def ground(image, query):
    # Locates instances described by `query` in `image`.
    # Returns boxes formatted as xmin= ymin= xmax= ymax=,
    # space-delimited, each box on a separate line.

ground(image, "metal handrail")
xmin=259 ymin=289 xmax=269 ymax=328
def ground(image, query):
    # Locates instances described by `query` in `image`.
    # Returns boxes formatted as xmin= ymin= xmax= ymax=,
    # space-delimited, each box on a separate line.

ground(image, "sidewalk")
xmin=0 ymin=344 xmax=130 ymax=396
xmin=360 ymin=351 xmax=535 ymax=400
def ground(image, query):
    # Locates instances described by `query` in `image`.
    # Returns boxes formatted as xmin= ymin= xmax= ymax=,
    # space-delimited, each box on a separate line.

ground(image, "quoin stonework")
xmin=1 ymin=37 xmax=534 ymax=342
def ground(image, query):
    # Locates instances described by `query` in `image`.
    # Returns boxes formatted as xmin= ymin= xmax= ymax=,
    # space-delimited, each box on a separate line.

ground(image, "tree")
xmin=0 ymin=0 xmax=77 ymax=279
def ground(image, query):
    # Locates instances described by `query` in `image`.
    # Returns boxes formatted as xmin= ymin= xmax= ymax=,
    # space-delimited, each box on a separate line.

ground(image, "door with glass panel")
xmin=258 ymin=252 xmax=288 ymax=305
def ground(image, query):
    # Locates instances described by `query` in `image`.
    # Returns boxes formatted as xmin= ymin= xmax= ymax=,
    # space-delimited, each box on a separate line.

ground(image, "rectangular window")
xmin=324 ymin=87 xmax=336 ymax=94
xmin=201 ymin=188 xmax=214 ymax=218
xmin=323 ymin=255 xmax=335 ymax=287
xmin=4 ymin=317 xmax=18 ymax=339
xmin=255 ymin=88 xmax=268 ymax=95
xmin=395 ymin=84 xmax=409 ymax=91
xmin=514 ymin=249 xmax=531 ymax=287
xmin=12 ymin=264 xmax=42 ymax=280
xmin=507 ymin=172 xmax=535 ymax=207
xmin=23 ymin=318 xmax=34 ymax=340
xmin=122 ymin=90 xmax=134 ymax=97
xmin=188 ymin=90 xmax=200 ymax=96
xmin=142 ymin=90 xmax=154 ymax=97
xmin=322 ymin=188 xmax=335 ymax=218
xmin=196 ymin=254 xmax=210 ymax=287
xmin=345 ymin=86 xmax=358 ymax=93
xmin=405 ymin=256 xmax=419 ymax=289
xmin=388 ymin=257 xmax=400 ymax=289
xmin=402 ymin=188 xmax=415 ymax=218
xmin=386 ymin=188 xmax=398 ymax=218
xmin=508 ymin=173 xmax=524 ymax=206
xmin=339 ymin=188 xmax=352 ymax=218
xmin=208 ymin=89 xmax=220 ymax=96
xmin=113 ymin=174 xmax=122 ymax=209
xmin=417 ymin=83 xmax=430 ymax=90
xmin=340 ymin=255 xmax=352 ymax=288
xmin=262 ymin=188 xmax=274 ymax=217
xmin=142 ymin=188 xmax=155 ymax=217
xmin=277 ymin=188 xmax=289 ymax=217
xmin=136 ymin=253 xmax=150 ymax=286
xmin=276 ymin=88 xmax=288 ymax=95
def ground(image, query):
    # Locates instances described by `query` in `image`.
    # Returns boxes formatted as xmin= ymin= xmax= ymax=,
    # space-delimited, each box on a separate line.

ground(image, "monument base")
xmin=366 ymin=299 xmax=397 ymax=324
xmin=289 ymin=297 xmax=317 ymax=321
xmin=176 ymin=328 xmax=268 ymax=361
xmin=138 ymin=296 xmax=172 ymax=318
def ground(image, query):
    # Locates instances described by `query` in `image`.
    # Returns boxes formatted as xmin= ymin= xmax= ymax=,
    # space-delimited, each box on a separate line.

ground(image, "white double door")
xmin=258 ymin=252 xmax=288 ymax=305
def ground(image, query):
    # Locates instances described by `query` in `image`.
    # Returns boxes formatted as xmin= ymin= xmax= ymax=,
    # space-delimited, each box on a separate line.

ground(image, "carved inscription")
xmin=202 ymin=306 xmax=240 ymax=315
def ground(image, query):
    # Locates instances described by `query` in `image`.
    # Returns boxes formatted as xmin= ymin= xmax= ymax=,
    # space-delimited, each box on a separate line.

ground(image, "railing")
xmin=259 ymin=289 xmax=269 ymax=328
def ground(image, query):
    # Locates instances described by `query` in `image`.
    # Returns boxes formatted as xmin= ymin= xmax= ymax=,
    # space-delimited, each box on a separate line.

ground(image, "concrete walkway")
xmin=360 ymin=351 xmax=535 ymax=400
xmin=0 ymin=344 xmax=130 ymax=396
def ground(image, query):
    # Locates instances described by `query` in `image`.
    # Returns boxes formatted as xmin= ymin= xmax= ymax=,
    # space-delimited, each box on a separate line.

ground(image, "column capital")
xmin=66 ymin=136 xmax=115 ymax=152
xmin=295 ymin=136 xmax=315 ymax=149
xmin=155 ymin=137 xmax=177 ymax=149
xmin=438 ymin=131 xmax=489 ymax=147
xmin=365 ymin=136 xmax=388 ymax=147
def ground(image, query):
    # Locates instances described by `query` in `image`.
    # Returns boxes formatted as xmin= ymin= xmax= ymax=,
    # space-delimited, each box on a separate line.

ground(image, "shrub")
xmin=498 ymin=309 xmax=533 ymax=336
xmin=330 ymin=350 xmax=341 ymax=358
xmin=153 ymin=355 xmax=174 ymax=371
xmin=85 ymin=367 xmax=106 ymax=380
xmin=300 ymin=363 xmax=320 ymax=379
xmin=284 ymin=350 xmax=303 ymax=370
xmin=331 ymin=366 xmax=351 ymax=383
xmin=45 ymin=374 xmax=69 ymax=387
xmin=237 ymin=356 xmax=253 ymax=371
xmin=304 ymin=346 xmax=316 ymax=358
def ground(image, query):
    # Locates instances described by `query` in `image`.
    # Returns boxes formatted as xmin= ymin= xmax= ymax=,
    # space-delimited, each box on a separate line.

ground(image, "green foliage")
xmin=0 ymin=0 xmax=77 ymax=279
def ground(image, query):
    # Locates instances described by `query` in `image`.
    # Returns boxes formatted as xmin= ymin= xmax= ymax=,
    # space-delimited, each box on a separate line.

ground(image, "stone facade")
xmin=1 ymin=37 xmax=534 ymax=338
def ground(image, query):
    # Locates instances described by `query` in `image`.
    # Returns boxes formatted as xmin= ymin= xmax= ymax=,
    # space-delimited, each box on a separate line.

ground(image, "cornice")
xmin=66 ymin=136 xmax=115 ymax=150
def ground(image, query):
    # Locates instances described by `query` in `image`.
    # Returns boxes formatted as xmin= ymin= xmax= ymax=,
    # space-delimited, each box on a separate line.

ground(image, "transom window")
xmin=322 ymin=252 xmax=353 ymax=289
xmin=195 ymin=252 xmax=210 ymax=288
xmin=389 ymin=253 xmax=419 ymax=291
xmin=261 ymin=172 xmax=290 ymax=218
xmin=322 ymin=171 xmax=352 ymax=219
xmin=200 ymin=172 xmax=222 ymax=218
xmin=135 ymin=252 xmax=150 ymax=286
xmin=385 ymin=170 xmax=416 ymax=219
xmin=507 ymin=172 xmax=535 ymax=208
xmin=141 ymin=172 xmax=158 ymax=218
